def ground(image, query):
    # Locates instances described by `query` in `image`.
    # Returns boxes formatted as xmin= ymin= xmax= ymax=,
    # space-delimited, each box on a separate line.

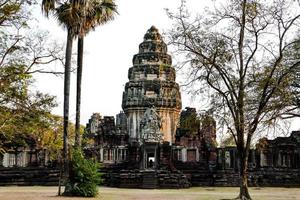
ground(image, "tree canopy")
xmin=0 ymin=0 xmax=65 ymax=158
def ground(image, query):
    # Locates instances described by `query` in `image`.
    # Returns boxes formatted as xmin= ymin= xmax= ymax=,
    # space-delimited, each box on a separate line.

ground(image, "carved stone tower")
xmin=122 ymin=26 xmax=182 ymax=144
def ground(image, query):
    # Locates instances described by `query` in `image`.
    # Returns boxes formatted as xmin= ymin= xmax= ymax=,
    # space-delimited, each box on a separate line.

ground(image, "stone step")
xmin=142 ymin=172 xmax=158 ymax=189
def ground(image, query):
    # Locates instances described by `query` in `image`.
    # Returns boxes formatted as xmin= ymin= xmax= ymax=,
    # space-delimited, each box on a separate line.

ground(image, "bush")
xmin=64 ymin=149 xmax=101 ymax=197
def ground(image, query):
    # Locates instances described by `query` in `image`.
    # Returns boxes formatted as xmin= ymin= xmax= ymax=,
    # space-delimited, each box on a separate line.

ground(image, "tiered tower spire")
xmin=122 ymin=26 xmax=182 ymax=144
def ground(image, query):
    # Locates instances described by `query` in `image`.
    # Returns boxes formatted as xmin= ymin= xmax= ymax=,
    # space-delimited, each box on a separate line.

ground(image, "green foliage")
xmin=180 ymin=113 xmax=199 ymax=135
xmin=37 ymin=115 xmax=79 ymax=160
xmin=200 ymin=114 xmax=215 ymax=128
xmin=0 ymin=63 xmax=58 ymax=153
xmin=81 ymin=126 xmax=92 ymax=147
xmin=159 ymin=63 xmax=171 ymax=71
xmin=0 ymin=0 xmax=64 ymax=156
xmin=0 ymin=0 xmax=30 ymax=27
xmin=221 ymin=134 xmax=236 ymax=147
xmin=180 ymin=108 xmax=200 ymax=135
xmin=64 ymin=149 xmax=101 ymax=197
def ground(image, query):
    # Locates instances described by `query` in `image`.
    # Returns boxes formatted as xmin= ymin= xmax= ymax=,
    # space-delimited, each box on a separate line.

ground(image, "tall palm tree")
xmin=42 ymin=0 xmax=80 ymax=178
xmin=74 ymin=0 xmax=117 ymax=147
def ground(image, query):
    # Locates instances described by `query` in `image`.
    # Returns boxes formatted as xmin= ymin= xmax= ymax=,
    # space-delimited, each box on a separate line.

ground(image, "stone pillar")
xmin=124 ymin=149 xmax=127 ymax=161
xmin=182 ymin=148 xmax=187 ymax=162
xmin=260 ymin=151 xmax=267 ymax=167
xmin=196 ymin=147 xmax=200 ymax=162
xmin=277 ymin=151 xmax=282 ymax=167
xmin=3 ymin=153 xmax=9 ymax=167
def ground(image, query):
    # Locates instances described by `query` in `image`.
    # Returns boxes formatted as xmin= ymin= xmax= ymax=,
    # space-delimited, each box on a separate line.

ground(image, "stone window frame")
xmin=186 ymin=148 xmax=197 ymax=162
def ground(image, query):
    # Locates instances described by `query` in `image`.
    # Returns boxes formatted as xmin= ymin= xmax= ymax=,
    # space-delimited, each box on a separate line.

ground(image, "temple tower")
xmin=122 ymin=26 xmax=182 ymax=144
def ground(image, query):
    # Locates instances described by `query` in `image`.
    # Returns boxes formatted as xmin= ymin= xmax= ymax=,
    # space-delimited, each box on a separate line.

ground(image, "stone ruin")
xmin=83 ymin=26 xmax=300 ymax=188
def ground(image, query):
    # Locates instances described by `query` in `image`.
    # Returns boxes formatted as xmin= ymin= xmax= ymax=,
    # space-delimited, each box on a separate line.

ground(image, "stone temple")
xmin=122 ymin=25 xmax=181 ymax=145
xmin=83 ymin=26 xmax=300 ymax=188
xmin=121 ymin=26 xmax=183 ymax=170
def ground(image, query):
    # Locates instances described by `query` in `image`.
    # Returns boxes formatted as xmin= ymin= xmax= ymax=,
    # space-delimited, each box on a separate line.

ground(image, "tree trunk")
xmin=236 ymin=152 xmax=252 ymax=200
xmin=75 ymin=37 xmax=84 ymax=147
xmin=63 ymin=29 xmax=73 ymax=179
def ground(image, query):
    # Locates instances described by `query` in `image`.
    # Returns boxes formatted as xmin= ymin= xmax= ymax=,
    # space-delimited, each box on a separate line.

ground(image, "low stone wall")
xmin=181 ymin=168 xmax=300 ymax=187
xmin=248 ymin=168 xmax=300 ymax=187
xmin=0 ymin=166 xmax=299 ymax=188
xmin=0 ymin=167 xmax=60 ymax=186
xmin=103 ymin=169 xmax=190 ymax=189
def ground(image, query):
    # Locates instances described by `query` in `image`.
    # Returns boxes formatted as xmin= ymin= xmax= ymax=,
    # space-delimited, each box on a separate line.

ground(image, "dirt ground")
xmin=0 ymin=186 xmax=299 ymax=200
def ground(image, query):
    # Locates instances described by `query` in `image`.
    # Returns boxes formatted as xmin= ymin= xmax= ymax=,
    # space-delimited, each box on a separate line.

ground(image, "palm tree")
xmin=74 ymin=0 xmax=117 ymax=147
xmin=41 ymin=0 xmax=80 ymax=179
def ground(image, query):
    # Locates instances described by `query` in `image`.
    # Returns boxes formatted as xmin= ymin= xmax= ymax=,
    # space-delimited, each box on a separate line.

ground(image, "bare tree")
xmin=167 ymin=0 xmax=300 ymax=199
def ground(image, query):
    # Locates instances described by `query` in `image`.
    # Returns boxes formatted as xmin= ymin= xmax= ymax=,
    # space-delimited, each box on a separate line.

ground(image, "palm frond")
xmin=41 ymin=0 xmax=56 ymax=17
xmin=79 ymin=0 xmax=117 ymax=36
xmin=54 ymin=2 xmax=82 ymax=37
xmin=44 ymin=0 xmax=117 ymax=37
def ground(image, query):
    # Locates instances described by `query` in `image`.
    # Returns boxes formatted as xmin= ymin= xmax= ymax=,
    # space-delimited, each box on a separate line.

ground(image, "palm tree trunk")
xmin=75 ymin=37 xmax=84 ymax=147
xmin=63 ymin=28 xmax=73 ymax=179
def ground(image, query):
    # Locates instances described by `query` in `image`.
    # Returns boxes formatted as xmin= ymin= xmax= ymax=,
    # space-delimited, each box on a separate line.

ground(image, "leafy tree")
xmin=42 ymin=115 xmax=82 ymax=162
xmin=74 ymin=0 xmax=117 ymax=147
xmin=179 ymin=107 xmax=200 ymax=135
xmin=167 ymin=0 xmax=300 ymax=199
xmin=0 ymin=0 xmax=63 ymax=155
xmin=0 ymin=0 xmax=29 ymax=27
xmin=0 ymin=64 xmax=58 ymax=157
xmin=64 ymin=148 xmax=101 ymax=197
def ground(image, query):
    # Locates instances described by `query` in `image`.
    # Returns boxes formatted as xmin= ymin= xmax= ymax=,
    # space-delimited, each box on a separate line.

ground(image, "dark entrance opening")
xmin=147 ymin=152 xmax=155 ymax=168
xmin=142 ymin=143 xmax=159 ymax=169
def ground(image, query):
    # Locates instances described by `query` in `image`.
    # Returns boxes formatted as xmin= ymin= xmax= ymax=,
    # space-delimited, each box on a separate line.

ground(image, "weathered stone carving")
xmin=140 ymin=107 xmax=163 ymax=143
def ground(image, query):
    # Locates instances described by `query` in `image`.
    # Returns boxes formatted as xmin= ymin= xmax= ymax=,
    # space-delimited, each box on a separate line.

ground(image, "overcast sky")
xmin=32 ymin=0 xmax=300 ymax=132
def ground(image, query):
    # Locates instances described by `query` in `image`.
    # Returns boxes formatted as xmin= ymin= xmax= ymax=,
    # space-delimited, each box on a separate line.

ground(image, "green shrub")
xmin=64 ymin=149 xmax=101 ymax=197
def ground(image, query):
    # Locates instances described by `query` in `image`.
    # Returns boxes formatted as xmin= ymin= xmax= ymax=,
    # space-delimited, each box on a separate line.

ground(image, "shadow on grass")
xmin=253 ymin=187 xmax=261 ymax=190
xmin=48 ymin=195 xmax=91 ymax=199
xmin=220 ymin=198 xmax=245 ymax=200
xmin=47 ymin=195 xmax=62 ymax=198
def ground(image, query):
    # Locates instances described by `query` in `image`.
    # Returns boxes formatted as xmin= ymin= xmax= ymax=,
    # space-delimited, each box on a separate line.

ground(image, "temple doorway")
xmin=142 ymin=144 xmax=159 ymax=170
xmin=147 ymin=152 xmax=155 ymax=168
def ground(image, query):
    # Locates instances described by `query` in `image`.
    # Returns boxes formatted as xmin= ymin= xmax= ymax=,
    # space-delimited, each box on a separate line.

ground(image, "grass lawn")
xmin=0 ymin=186 xmax=299 ymax=200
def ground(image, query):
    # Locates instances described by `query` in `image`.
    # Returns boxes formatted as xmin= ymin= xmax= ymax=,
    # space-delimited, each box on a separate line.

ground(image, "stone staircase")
xmin=142 ymin=171 xmax=158 ymax=189
xmin=213 ymin=170 xmax=240 ymax=186
xmin=104 ymin=169 xmax=191 ymax=188
xmin=157 ymin=170 xmax=190 ymax=188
